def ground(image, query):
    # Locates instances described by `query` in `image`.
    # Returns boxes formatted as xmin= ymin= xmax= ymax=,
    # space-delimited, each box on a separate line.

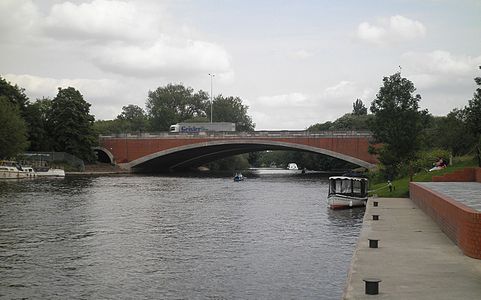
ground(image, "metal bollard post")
xmin=373 ymin=201 xmax=378 ymax=207
xmin=363 ymin=278 xmax=382 ymax=295
xmin=372 ymin=214 xmax=379 ymax=221
xmin=368 ymin=239 xmax=379 ymax=248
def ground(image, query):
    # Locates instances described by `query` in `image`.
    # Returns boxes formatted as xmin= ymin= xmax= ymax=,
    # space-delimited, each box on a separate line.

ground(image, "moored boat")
xmin=34 ymin=167 xmax=66 ymax=177
xmin=327 ymin=176 xmax=368 ymax=209
xmin=0 ymin=161 xmax=29 ymax=179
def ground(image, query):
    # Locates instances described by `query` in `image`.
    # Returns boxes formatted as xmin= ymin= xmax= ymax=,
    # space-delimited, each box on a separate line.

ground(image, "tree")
xmin=0 ymin=76 xmax=29 ymax=115
xmin=212 ymin=95 xmax=255 ymax=131
xmin=0 ymin=96 xmax=29 ymax=158
xmin=94 ymin=119 xmax=124 ymax=135
xmin=24 ymin=98 xmax=52 ymax=151
xmin=48 ymin=87 xmax=97 ymax=162
xmin=369 ymin=72 xmax=428 ymax=178
xmin=117 ymin=104 xmax=148 ymax=133
xmin=423 ymin=111 xmax=475 ymax=156
xmin=465 ymin=66 xmax=481 ymax=166
xmin=307 ymin=114 xmax=372 ymax=131
xmin=352 ymin=98 xmax=367 ymax=115
xmin=146 ymin=84 xmax=208 ymax=131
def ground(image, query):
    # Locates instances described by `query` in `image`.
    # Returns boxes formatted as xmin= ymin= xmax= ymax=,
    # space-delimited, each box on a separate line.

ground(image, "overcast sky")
xmin=1 ymin=0 xmax=480 ymax=130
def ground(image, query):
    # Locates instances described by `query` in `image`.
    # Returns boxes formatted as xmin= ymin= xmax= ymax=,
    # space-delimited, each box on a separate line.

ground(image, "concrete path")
xmin=343 ymin=197 xmax=481 ymax=299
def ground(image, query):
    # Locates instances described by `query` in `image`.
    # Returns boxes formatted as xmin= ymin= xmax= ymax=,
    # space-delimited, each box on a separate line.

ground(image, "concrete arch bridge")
xmin=96 ymin=131 xmax=378 ymax=173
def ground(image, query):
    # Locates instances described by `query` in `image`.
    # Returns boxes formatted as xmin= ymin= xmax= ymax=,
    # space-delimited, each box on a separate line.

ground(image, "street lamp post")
xmin=208 ymin=73 xmax=215 ymax=123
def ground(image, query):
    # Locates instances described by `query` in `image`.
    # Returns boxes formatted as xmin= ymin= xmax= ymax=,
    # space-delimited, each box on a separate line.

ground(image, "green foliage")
xmin=212 ymin=95 xmax=255 ymax=132
xmin=465 ymin=66 xmax=481 ymax=166
xmin=145 ymin=83 xmax=255 ymax=132
xmin=0 ymin=96 xmax=29 ymax=158
xmin=146 ymin=84 xmax=208 ymax=131
xmin=117 ymin=104 xmax=149 ymax=133
xmin=0 ymin=76 xmax=29 ymax=115
xmin=369 ymin=155 xmax=478 ymax=198
xmin=369 ymin=72 xmax=429 ymax=178
xmin=48 ymin=87 xmax=97 ymax=162
xmin=94 ymin=119 xmax=125 ymax=135
xmin=422 ymin=111 xmax=475 ymax=156
xmin=24 ymin=98 xmax=52 ymax=151
xmin=352 ymin=98 xmax=367 ymax=115
xmin=308 ymin=114 xmax=372 ymax=131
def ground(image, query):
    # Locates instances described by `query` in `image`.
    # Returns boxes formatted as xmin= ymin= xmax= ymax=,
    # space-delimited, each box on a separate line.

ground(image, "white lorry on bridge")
xmin=169 ymin=122 xmax=236 ymax=133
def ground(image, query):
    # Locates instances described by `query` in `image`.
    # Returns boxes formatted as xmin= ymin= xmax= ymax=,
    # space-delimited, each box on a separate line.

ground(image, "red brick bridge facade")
xmin=96 ymin=131 xmax=378 ymax=172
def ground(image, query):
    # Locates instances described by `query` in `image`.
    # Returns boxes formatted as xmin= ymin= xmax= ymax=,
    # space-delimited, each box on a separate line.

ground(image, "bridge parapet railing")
xmin=99 ymin=130 xmax=372 ymax=139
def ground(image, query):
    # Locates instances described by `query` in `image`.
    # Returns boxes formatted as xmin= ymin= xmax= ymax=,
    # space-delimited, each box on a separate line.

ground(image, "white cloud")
xmin=356 ymin=15 xmax=426 ymax=45
xmin=91 ymin=38 xmax=232 ymax=78
xmin=0 ymin=0 xmax=40 ymax=42
xmin=251 ymin=82 xmax=373 ymax=129
xmin=402 ymin=50 xmax=481 ymax=76
xmin=1 ymin=0 xmax=233 ymax=79
xmin=4 ymin=73 xmax=121 ymax=100
xmin=290 ymin=49 xmax=314 ymax=60
xmin=2 ymin=73 xmax=136 ymax=119
xmin=44 ymin=0 xmax=161 ymax=42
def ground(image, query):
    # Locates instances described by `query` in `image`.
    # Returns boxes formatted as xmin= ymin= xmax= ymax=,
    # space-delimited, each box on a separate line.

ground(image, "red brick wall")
xmin=432 ymin=168 xmax=475 ymax=182
xmin=476 ymin=168 xmax=481 ymax=183
xmin=410 ymin=182 xmax=481 ymax=259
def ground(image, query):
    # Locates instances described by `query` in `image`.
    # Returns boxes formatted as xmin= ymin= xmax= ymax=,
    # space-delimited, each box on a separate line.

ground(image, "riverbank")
xmin=344 ymin=197 xmax=481 ymax=299
xmin=66 ymin=163 xmax=129 ymax=175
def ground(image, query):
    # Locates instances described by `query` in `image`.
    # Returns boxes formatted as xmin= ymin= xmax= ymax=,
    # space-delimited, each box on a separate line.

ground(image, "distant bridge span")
xmin=96 ymin=131 xmax=378 ymax=172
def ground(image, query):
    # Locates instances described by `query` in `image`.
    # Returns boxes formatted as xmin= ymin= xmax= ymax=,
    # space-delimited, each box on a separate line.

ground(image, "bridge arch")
xmin=93 ymin=147 xmax=115 ymax=164
xmin=122 ymin=139 xmax=376 ymax=172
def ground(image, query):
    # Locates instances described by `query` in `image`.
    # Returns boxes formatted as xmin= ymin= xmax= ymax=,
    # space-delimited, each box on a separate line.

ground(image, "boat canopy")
xmin=328 ymin=176 xmax=368 ymax=197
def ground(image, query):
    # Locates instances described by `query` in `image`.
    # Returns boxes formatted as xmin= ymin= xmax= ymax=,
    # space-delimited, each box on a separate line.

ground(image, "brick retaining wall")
xmin=432 ymin=167 xmax=481 ymax=182
xmin=410 ymin=167 xmax=481 ymax=259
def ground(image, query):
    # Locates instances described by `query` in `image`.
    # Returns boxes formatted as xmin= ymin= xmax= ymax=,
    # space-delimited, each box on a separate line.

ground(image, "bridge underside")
xmin=116 ymin=140 xmax=375 ymax=173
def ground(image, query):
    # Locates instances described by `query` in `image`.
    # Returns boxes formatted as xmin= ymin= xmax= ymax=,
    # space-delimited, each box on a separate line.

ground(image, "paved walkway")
xmin=416 ymin=182 xmax=481 ymax=211
xmin=343 ymin=197 xmax=481 ymax=299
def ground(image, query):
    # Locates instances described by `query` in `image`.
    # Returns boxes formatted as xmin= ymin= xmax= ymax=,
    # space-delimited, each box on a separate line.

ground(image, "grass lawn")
xmin=368 ymin=156 xmax=478 ymax=198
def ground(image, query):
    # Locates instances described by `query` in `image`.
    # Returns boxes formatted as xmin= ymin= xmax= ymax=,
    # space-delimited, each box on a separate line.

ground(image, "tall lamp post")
xmin=208 ymin=73 xmax=215 ymax=123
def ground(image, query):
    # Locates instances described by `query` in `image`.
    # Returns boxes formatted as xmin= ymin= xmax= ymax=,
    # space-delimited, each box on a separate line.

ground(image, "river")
xmin=0 ymin=169 xmax=364 ymax=299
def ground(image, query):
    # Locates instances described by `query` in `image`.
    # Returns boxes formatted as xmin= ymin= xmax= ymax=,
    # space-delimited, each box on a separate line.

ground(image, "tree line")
xmin=251 ymin=68 xmax=481 ymax=176
xmin=94 ymin=83 xmax=255 ymax=135
xmin=1 ymin=66 xmax=480 ymax=175
xmin=0 ymin=79 xmax=254 ymax=162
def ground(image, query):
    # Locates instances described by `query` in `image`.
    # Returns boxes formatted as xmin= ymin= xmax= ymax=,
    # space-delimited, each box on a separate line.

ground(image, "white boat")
xmin=21 ymin=166 xmax=37 ymax=178
xmin=327 ymin=176 xmax=368 ymax=209
xmin=0 ymin=161 xmax=29 ymax=179
xmin=34 ymin=167 xmax=66 ymax=177
xmin=287 ymin=163 xmax=298 ymax=170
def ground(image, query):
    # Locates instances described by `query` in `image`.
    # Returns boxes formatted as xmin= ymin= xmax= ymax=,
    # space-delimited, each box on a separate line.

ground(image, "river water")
xmin=0 ymin=169 xmax=364 ymax=299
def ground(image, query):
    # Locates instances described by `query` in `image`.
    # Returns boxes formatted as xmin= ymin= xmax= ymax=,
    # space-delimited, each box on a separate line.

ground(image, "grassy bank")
xmin=368 ymin=156 xmax=478 ymax=198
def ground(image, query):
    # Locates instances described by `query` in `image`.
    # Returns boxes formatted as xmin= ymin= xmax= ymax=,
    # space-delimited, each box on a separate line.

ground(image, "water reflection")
xmin=0 ymin=172 xmax=364 ymax=299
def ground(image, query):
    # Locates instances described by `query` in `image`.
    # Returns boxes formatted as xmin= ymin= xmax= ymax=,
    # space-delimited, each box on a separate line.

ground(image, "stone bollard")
xmin=369 ymin=239 xmax=379 ymax=248
xmin=363 ymin=278 xmax=382 ymax=295
xmin=372 ymin=214 xmax=379 ymax=221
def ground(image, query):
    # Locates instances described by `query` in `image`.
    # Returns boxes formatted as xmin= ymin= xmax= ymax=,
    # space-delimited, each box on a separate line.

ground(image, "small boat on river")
xmin=233 ymin=173 xmax=244 ymax=182
xmin=327 ymin=176 xmax=368 ymax=209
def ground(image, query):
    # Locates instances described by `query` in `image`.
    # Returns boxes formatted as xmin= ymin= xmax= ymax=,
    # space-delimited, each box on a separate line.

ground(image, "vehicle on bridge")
xmin=170 ymin=122 xmax=236 ymax=133
xmin=328 ymin=176 xmax=368 ymax=209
